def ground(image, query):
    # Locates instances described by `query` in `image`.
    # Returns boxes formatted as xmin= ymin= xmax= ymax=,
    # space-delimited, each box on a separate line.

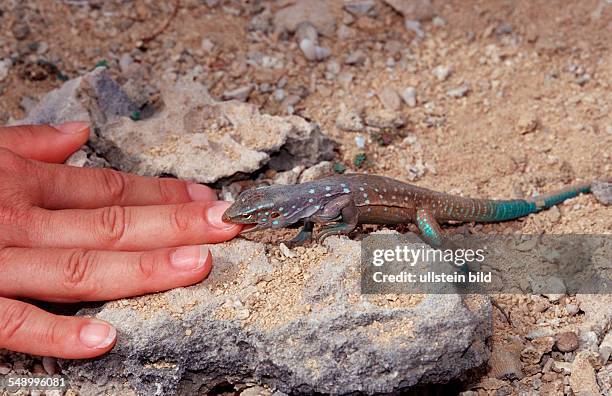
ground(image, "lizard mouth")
xmin=239 ymin=223 xmax=267 ymax=234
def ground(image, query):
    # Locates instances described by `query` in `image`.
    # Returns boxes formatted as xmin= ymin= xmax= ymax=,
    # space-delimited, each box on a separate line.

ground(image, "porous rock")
xmin=61 ymin=237 xmax=491 ymax=395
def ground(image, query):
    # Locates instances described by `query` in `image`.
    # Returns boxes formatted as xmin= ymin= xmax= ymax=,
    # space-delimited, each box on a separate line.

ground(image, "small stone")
xmin=343 ymin=0 xmax=376 ymax=16
xmin=364 ymin=108 xmax=405 ymax=129
xmin=555 ymin=332 xmax=579 ymax=352
xmin=42 ymin=356 xmax=59 ymax=375
xmin=299 ymin=161 xmax=333 ymax=182
xmin=279 ymin=243 xmax=297 ymax=259
xmin=12 ymin=23 xmax=30 ymax=40
xmin=337 ymin=24 xmax=355 ymax=40
xmin=599 ymin=332 xmax=612 ymax=362
xmin=551 ymin=360 xmax=572 ymax=374
xmin=432 ymin=16 xmax=446 ymax=26
xmin=401 ymin=87 xmax=417 ymax=107
xmin=592 ymin=181 xmax=611 ymax=205
xmin=526 ymin=328 xmax=555 ymax=340
xmin=354 ymin=135 xmax=366 ymax=149
xmin=299 ymin=39 xmax=331 ymax=61
xmin=565 ymin=304 xmax=579 ymax=316
xmin=119 ymin=53 xmax=134 ymax=74
xmin=345 ymin=50 xmax=367 ymax=65
xmin=236 ymin=309 xmax=251 ymax=320
xmin=201 ymin=38 xmax=215 ymax=52
xmin=447 ymin=84 xmax=470 ymax=98
xmin=433 ymin=65 xmax=452 ymax=81
xmin=404 ymin=20 xmax=424 ymax=38
xmin=377 ymin=85 xmax=401 ymax=111
xmin=222 ymin=85 xmax=253 ymax=102
xmin=517 ymin=112 xmax=539 ymax=134
xmin=241 ymin=385 xmax=269 ymax=396
xmin=384 ymin=0 xmax=435 ymax=21
xmin=296 ymin=22 xmax=319 ymax=43
xmin=0 ymin=362 xmax=11 ymax=375
xmin=273 ymin=89 xmax=286 ymax=102
xmin=570 ymin=351 xmax=601 ymax=395
xmin=0 ymin=59 xmax=11 ymax=82
xmin=336 ymin=104 xmax=364 ymax=132
xmin=337 ymin=72 xmax=354 ymax=90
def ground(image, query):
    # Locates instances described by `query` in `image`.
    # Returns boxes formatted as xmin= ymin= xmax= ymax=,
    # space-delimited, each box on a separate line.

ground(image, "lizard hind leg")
xmin=415 ymin=208 xmax=444 ymax=247
xmin=316 ymin=200 xmax=359 ymax=243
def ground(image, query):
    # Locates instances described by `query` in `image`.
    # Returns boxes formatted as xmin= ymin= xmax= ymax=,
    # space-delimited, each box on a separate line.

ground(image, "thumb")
xmin=0 ymin=122 xmax=90 ymax=163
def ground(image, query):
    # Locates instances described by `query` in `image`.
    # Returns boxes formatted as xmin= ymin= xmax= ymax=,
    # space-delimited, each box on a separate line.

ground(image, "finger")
xmin=33 ymin=162 xmax=217 ymax=209
xmin=0 ymin=123 xmax=89 ymax=163
xmin=23 ymin=201 xmax=241 ymax=250
xmin=0 ymin=297 xmax=116 ymax=359
xmin=0 ymin=245 xmax=212 ymax=302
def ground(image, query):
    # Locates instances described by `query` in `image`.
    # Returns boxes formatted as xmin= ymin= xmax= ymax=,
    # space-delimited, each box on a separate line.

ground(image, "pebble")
xmin=42 ymin=356 xmax=59 ymax=375
xmin=433 ymin=65 xmax=452 ymax=81
xmin=555 ymin=332 xmax=579 ymax=352
xmin=517 ymin=112 xmax=539 ymax=134
xmin=119 ymin=53 xmax=134 ymax=74
xmin=222 ymin=85 xmax=253 ymax=102
xmin=551 ymin=360 xmax=572 ymax=374
xmin=401 ymin=87 xmax=417 ymax=107
xmin=273 ymin=89 xmax=286 ymax=102
xmin=201 ymin=38 xmax=215 ymax=52
xmin=337 ymin=24 xmax=355 ymax=40
xmin=447 ymin=84 xmax=470 ymax=98
xmin=404 ymin=20 xmax=425 ymax=38
xmin=354 ymin=135 xmax=366 ymax=149
xmin=299 ymin=39 xmax=331 ymax=61
xmin=0 ymin=59 xmax=11 ymax=82
xmin=279 ymin=243 xmax=297 ymax=259
xmin=343 ymin=0 xmax=376 ymax=16
xmin=0 ymin=362 xmax=11 ymax=375
xmin=336 ymin=103 xmax=364 ymax=132
xmin=384 ymin=0 xmax=435 ymax=21
xmin=337 ymin=72 xmax=354 ymax=90
xmin=432 ymin=16 xmax=446 ymax=26
xmin=377 ymin=85 xmax=401 ymax=111
xmin=345 ymin=50 xmax=367 ymax=65
xmin=565 ymin=304 xmax=579 ymax=316
xmin=591 ymin=181 xmax=611 ymax=205
xmin=296 ymin=22 xmax=318 ymax=43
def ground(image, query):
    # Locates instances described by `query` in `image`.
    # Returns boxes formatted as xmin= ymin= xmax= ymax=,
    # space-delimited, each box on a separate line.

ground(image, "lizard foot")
xmin=316 ymin=223 xmax=356 ymax=244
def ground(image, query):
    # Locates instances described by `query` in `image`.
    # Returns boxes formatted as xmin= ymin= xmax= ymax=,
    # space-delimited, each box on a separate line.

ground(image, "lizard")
xmin=222 ymin=173 xmax=593 ymax=248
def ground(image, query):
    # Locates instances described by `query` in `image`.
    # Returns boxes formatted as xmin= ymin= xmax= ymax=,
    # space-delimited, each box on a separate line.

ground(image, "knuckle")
xmin=0 ymin=301 xmax=31 ymax=343
xmin=62 ymin=249 xmax=102 ymax=299
xmin=169 ymin=203 xmax=197 ymax=233
xmin=137 ymin=252 xmax=158 ymax=280
xmin=95 ymin=206 xmax=128 ymax=246
xmin=99 ymin=169 xmax=127 ymax=202
xmin=157 ymin=178 xmax=179 ymax=204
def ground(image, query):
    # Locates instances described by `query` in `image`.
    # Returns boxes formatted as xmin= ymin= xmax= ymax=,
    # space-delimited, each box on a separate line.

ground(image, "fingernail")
xmin=79 ymin=321 xmax=116 ymax=349
xmin=54 ymin=121 xmax=89 ymax=134
xmin=171 ymin=245 xmax=208 ymax=271
xmin=206 ymin=202 xmax=238 ymax=230
xmin=187 ymin=183 xmax=217 ymax=202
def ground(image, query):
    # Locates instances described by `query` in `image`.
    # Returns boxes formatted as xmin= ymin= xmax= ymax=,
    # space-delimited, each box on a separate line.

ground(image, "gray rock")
xmin=15 ymin=71 xmax=335 ymax=182
xmin=401 ymin=87 xmax=417 ymax=107
xmin=221 ymin=85 xmax=254 ymax=101
xmin=592 ymin=181 xmax=611 ymax=205
xmin=273 ymin=0 xmax=337 ymax=37
xmin=61 ymin=237 xmax=491 ymax=394
xmin=343 ymin=0 xmax=377 ymax=17
xmin=119 ymin=53 xmax=134 ymax=74
xmin=299 ymin=39 xmax=331 ymax=62
xmin=433 ymin=65 xmax=452 ymax=81
xmin=13 ymin=67 xmax=137 ymax=127
xmin=447 ymin=84 xmax=470 ymax=98
xmin=345 ymin=49 xmax=367 ymax=65
xmin=384 ymin=0 xmax=435 ymax=21
xmin=377 ymin=85 xmax=402 ymax=111
xmin=0 ymin=59 xmax=11 ymax=82
xmin=295 ymin=22 xmax=319 ymax=44
xmin=404 ymin=20 xmax=425 ymax=38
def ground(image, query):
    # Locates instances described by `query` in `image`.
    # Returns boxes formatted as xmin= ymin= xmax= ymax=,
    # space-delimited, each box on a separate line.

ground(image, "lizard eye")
xmin=241 ymin=214 xmax=254 ymax=220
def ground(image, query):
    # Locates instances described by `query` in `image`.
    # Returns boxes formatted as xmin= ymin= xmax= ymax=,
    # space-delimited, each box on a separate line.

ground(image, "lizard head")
xmin=222 ymin=184 xmax=323 ymax=233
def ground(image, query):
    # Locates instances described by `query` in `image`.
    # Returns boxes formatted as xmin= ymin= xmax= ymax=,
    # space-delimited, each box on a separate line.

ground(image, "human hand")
xmin=0 ymin=122 xmax=242 ymax=359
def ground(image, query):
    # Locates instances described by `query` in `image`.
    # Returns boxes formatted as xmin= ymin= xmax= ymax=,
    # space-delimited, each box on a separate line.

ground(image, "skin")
xmin=0 ymin=122 xmax=243 ymax=359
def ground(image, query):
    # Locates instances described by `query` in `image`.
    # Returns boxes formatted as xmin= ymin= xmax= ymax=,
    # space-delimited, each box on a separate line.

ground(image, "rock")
xmin=65 ymin=147 xmax=108 ymax=169
xmin=529 ymin=276 xmax=566 ymax=301
xmin=222 ymin=85 xmax=254 ymax=102
xmin=364 ymin=108 xmax=405 ymax=129
xmin=17 ymin=70 xmax=335 ymax=183
xmin=555 ymin=332 xmax=579 ymax=352
xmin=335 ymin=103 xmax=364 ymax=132
xmin=355 ymin=135 xmax=366 ymax=149
xmin=598 ymin=364 xmax=612 ymax=395
xmin=42 ymin=357 xmax=59 ymax=375
xmin=337 ymin=72 xmax=354 ymax=90
xmin=383 ymin=0 xmax=435 ymax=21
xmin=565 ymin=303 xmax=580 ymax=316
xmin=295 ymin=22 xmax=319 ymax=43
xmin=600 ymin=332 xmax=612 ymax=362
xmin=521 ymin=337 xmax=554 ymax=365
xmin=273 ymin=0 xmax=337 ymax=37
xmin=489 ymin=343 xmax=524 ymax=380
xmin=404 ymin=20 xmax=425 ymax=38
xmin=61 ymin=237 xmax=492 ymax=394
xmin=0 ymin=58 xmax=11 ymax=82
xmin=299 ymin=39 xmax=331 ymax=61
xmin=299 ymin=161 xmax=333 ymax=182
xmin=343 ymin=0 xmax=377 ymax=17
xmin=401 ymin=87 xmax=417 ymax=107
xmin=241 ymin=385 xmax=270 ymax=396
xmin=377 ymin=85 xmax=402 ymax=111
xmin=118 ymin=53 xmax=134 ymax=75
xmin=552 ymin=360 xmax=572 ymax=374
xmin=201 ymin=38 xmax=215 ymax=52
xmin=592 ymin=181 xmax=611 ymax=205
xmin=447 ymin=84 xmax=470 ymax=98
xmin=517 ymin=112 xmax=539 ymax=134
xmin=577 ymin=294 xmax=612 ymax=337
xmin=13 ymin=67 xmax=137 ymax=127
xmin=0 ymin=362 xmax=11 ymax=375
xmin=570 ymin=351 xmax=601 ymax=396
xmin=345 ymin=50 xmax=367 ymax=65
xmin=433 ymin=65 xmax=452 ymax=81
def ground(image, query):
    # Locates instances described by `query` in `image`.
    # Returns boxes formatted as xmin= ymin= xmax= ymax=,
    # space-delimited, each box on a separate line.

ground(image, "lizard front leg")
xmin=286 ymin=221 xmax=314 ymax=247
xmin=315 ymin=197 xmax=359 ymax=243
